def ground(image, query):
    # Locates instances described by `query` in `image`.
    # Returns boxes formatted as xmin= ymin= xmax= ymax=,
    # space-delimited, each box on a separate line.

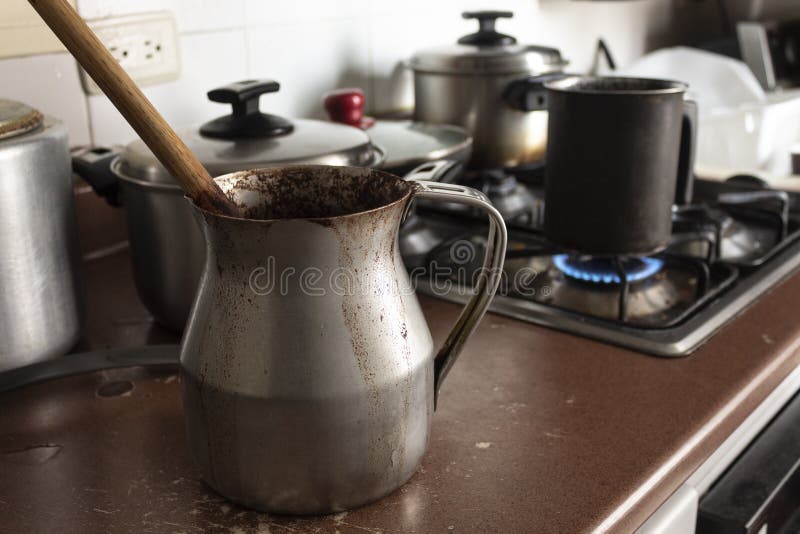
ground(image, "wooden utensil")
xmin=28 ymin=0 xmax=240 ymax=216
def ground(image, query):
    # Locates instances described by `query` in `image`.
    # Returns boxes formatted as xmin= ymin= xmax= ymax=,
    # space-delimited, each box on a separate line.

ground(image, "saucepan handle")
xmin=71 ymin=146 xmax=123 ymax=206
xmin=407 ymin=179 xmax=508 ymax=408
xmin=503 ymin=73 xmax=571 ymax=112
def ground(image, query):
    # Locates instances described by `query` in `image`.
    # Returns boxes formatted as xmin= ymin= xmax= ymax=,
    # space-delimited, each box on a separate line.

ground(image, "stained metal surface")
xmin=180 ymin=166 xmax=505 ymax=514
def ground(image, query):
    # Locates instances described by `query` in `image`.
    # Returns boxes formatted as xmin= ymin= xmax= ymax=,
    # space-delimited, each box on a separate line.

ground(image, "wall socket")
xmin=80 ymin=11 xmax=181 ymax=95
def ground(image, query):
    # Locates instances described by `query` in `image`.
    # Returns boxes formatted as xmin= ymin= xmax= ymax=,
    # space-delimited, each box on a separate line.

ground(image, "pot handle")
xmin=503 ymin=73 xmax=570 ymax=112
xmin=200 ymin=79 xmax=294 ymax=140
xmin=674 ymin=99 xmax=698 ymax=206
xmin=402 ymin=159 xmax=464 ymax=184
xmin=406 ymin=178 xmax=508 ymax=408
xmin=71 ymin=146 xmax=122 ymax=206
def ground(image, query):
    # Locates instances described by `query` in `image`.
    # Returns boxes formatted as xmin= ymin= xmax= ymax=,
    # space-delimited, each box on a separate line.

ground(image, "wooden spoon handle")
xmin=28 ymin=0 xmax=240 ymax=216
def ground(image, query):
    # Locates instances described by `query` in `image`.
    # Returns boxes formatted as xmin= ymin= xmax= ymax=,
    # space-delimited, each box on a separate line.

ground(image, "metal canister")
xmin=542 ymin=77 xmax=697 ymax=255
xmin=0 ymin=99 xmax=82 ymax=371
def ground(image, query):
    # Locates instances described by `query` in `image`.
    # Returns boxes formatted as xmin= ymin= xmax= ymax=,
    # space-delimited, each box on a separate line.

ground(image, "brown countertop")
xmin=2 ymin=247 xmax=800 ymax=533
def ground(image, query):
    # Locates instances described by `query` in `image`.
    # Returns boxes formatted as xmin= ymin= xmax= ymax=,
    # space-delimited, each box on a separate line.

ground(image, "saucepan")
xmin=409 ymin=10 xmax=569 ymax=170
xmin=73 ymin=80 xmax=464 ymax=331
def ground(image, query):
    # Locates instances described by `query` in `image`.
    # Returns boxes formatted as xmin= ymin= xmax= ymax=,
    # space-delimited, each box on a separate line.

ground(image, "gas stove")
xmin=400 ymin=167 xmax=800 ymax=356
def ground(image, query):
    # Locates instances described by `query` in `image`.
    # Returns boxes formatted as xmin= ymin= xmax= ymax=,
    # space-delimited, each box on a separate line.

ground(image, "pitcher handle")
xmin=409 ymin=179 xmax=508 ymax=408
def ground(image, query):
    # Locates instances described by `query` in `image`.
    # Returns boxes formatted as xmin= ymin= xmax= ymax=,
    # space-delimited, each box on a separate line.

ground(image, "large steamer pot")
xmin=73 ymin=80 xmax=386 ymax=332
xmin=410 ymin=11 xmax=567 ymax=170
xmin=0 ymin=100 xmax=83 ymax=371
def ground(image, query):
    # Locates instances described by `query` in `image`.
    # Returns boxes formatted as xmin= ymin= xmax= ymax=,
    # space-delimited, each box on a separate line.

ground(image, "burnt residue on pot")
xmin=206 ymin=165 xmax=416 ymax=221
xmin=194 ymin=189 xmax=244 ymax=219
xmin=180 ymin=165 xmax=432 ymax=513
xmin=320 ymin=183 xmax=417 ymax=478
xmin=0 ymin=107 xmax=42 ymax=138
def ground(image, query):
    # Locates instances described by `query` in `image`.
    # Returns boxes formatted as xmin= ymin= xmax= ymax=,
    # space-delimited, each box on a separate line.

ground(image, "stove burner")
xmin=553 ymin=255 xmax=664 ymax=284
xmin=467 ymin=170 xmax=543 ymax=226
xmin=399 ymin=167 xmax=800 ymax=355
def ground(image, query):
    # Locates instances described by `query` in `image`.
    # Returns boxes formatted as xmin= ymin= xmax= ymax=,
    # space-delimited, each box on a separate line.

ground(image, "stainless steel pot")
xmin=410 ymin=11 xmax=568 ymax=170
xmin=0 ymin=99 xmax=83 ymax=371
xmin=74 ymin=80 xmax=388 ymax=332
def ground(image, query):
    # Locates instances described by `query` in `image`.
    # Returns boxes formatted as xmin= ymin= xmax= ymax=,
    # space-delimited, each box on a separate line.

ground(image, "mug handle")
xmin=674 ymin=99 xmax=698 ymax=206
xmin=407 ymin=178 xmax=508 ymax=408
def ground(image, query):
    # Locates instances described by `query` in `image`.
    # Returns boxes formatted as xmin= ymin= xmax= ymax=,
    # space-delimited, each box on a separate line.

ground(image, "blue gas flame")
xmin=552 ymin=255 xmax=664 ymax=284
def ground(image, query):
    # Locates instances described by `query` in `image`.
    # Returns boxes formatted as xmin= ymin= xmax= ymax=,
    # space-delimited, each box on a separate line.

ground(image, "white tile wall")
xmin=243 ymin=0 xmax=367 ymax=26
xmin=533 ymin=1 xmax=674 ymax=71
xmin=1 ymin=0 xmax=729 ymax=148
xmin=76 ymin=0 xmax=246 ymax=33
xmin=0 ymin=53 xmax=91 ymax=146
xmin=245 ymin=19 xmax=370 ymax=119
xmin=87 ymin=29 xmax=248 ymax=145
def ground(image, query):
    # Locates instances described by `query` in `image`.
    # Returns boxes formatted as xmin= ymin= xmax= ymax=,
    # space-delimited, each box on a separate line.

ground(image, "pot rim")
xmin=112 ymin=157 xmax=183 ymax=192
xmin=187 ymin=165 xmax=420 ymax=224
xmin=111 ymin=144 xmax=389 ymax=193
xmin=410 ymin=42 xmax=569 ymax=76
xmin=545 ymin=75 xmax=688 ymax=96
xmin=410 ymin=60 xmax=568 ymax=76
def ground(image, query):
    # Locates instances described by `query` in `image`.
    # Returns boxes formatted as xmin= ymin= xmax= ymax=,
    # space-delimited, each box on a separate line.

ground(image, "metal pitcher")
xmin=180 ymin=165 xmax=507 ymax=514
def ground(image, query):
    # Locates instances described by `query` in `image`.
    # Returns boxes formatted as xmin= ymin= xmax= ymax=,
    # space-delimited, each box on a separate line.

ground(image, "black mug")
xmin=542 ymin=76 xmax=697 ymax=256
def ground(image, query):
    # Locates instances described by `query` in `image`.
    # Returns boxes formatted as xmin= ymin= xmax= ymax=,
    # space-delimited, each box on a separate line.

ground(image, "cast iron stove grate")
xmin=401 ymin=174 xmax=800 ymax=356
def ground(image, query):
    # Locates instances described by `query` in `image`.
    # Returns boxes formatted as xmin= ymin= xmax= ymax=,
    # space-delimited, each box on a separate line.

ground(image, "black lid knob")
xmin=200 ymin=79 xmax=294 ymax=140
xmin=458 ymin=11 xmax=517 ymax=47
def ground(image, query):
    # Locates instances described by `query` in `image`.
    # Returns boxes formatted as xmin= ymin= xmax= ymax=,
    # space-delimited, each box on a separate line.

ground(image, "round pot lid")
xmin=116 ymin=80 xmax=385 ymax=185
xmin=321 ymin=88 xmax=472 ymax=171
xmin=0 ymin=99 xmax=43 ymax=140
xmin=410 ymin=11 xmax=567 ymax=75
xmin=367 ymin=120 xmax=472 ymax=171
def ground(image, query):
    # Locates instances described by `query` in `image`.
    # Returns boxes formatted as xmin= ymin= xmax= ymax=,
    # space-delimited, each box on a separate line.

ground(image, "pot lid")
xmin=116 ymin=80 xmax=385 ymax=185
xmin=0 ymin=99 xmax=43 ymax=140
xmin=410 ymin=11 xmax=566 ymax=75
xmin=321 ymin=88 xmax=472 ymax=171
xmin=366 ymin=120 xmax=472 ymax=171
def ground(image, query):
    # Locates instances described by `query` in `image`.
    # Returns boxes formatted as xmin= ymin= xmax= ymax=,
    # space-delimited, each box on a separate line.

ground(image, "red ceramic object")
xmin=323 ymin=88 xmax=375 ymax=129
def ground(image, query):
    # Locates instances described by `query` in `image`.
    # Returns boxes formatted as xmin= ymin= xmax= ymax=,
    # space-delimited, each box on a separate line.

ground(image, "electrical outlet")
xmin=80 ymin=11 xmax=180 ymax=95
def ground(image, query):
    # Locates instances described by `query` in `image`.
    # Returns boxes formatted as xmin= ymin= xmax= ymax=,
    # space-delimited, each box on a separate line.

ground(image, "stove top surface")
xmin=400 ymin=169 xmax=800 ymax=356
